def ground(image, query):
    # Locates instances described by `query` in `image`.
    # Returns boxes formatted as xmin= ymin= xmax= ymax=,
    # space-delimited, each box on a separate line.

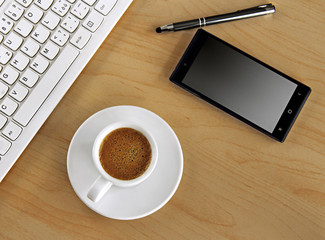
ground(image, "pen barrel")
xmin=173 ymin=19 xmax=201 ymax=31
xmin=163 ymin=4 xmax=275 ymax=32
xmin=205 ymin=7 xmax=275 ymax=26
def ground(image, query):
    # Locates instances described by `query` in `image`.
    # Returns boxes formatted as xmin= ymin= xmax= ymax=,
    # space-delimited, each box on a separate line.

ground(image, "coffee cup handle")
xmin=87 ymin=176 xmax=113 ymax=202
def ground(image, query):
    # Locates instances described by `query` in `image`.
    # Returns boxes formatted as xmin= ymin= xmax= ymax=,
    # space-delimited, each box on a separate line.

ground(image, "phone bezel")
xmin=170 ymin=29 xmax=311 ymax=142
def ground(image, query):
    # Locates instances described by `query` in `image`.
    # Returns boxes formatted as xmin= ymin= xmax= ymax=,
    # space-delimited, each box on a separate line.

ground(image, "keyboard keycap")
xmin=70 ymin=26 xmax=91 ymax=49
xmin=30 ymin=55 xmax=50 ymax=74
xmin=41 ymin=41 xmax=60 ymax=60
xmin=0 ymin=16 xmax=14 ymax=34
xmin=51 ymin=28 xmax=69 ymax=46
xmin=71 ymin=1 xmax=90 ymax=19
xmin=4 ymin=32 xmax=23 ymax=51
xmin=95 ymin=0 xmax=117 ymax=15
xmin=10 ymin=52 xmax=30 ymax=71
xmin=21 ymin=39 xmax=40 ymax=58
xmin=35 ymin=0 xmax=54 ymax=11
xmin=14 ymin=45 xmax=79 ymax=126
xmin=0 ymin=66 xmax=19 ymax=85
xmin=25 ymin=5 xmax=44 ymax=24
xmin=61 ymin=14 xmax=79 ymax=33
xmin=14 ymin=18 xmax=34 ymax=37
xmin=19 ymin=69 xmax=39 ymax=87
xmin=82 ymin=10 xmax=103 ymax=32
xmin=0 ymin=97 xmax=18 ymax=116
xmin=15 ymin=0 xmax=33 ymax=8
xmin=0 ymin=46 xmax=13 ymax=64
xmin=9 ymin=83 xmax=29 ymax=101
xmin=5 ymin=2 xmax=25 ymax=21
xmin=31 ymin=25 xmax=50 ymax=43
xmin=42 ymin=11 xmax=60 ymax=30
xmin=0 ymin=136 xmax=11 ymax=155
xmin=52 ymin=0 xmax=70 ymax=17
xmin=3 ymin=122 xmax=22 ymax=141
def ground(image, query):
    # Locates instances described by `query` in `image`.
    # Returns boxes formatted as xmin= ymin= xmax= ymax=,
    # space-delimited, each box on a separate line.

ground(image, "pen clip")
xmin=237 ymin=3 xmax=275 ymax=12
xmin=257 ymin=4 xmax=274 ymax=8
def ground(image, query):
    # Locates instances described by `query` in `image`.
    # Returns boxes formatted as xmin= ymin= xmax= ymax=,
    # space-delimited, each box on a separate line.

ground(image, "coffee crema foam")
xmin=99 ymin=128 xmax=152 ymax=180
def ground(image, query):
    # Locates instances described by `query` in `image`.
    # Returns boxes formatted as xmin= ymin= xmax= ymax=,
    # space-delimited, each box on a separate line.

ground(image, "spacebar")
xmin=14 ymin=45 xmax=79 ymax=127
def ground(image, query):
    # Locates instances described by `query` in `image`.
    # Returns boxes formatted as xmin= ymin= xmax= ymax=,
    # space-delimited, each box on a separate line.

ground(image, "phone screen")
xmin=182 ymin=36 xmax=297 ymax=133
xmin=170 ymin=29 xmax=311 ymax=142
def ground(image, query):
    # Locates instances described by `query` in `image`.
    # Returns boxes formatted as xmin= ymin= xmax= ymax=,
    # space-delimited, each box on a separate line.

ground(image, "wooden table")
xmin=1 ymin=0 xmax=325 ymax=239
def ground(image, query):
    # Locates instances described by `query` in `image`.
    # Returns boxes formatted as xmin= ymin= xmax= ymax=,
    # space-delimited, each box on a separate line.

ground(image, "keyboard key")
xmin=21 ymin=39 xmax=40 ymax=58
xmin=61 ymin=14 xmax=79 ymax=33
xmin=51 ymin=28 xmax=69 ymax=46
xmin=0 ymin=46 xmax=13 ymax=64
xmin=19 ymin=69 xmax=39 ymax=87
xmin=95 ymin=0 xmax=117 ymax=15
xmin=0 ymin=66 xmax=19 ymax=85
xmin=5 ymin=2 xmax=25 ymax=21
xmin=71 ymin=1 xmax=90 ymax=19
xmin=0 ymin=97 xmax=18 ymax=116
xmin=42 ymin=11 xmax=60 ymax=30
xmin=70 ymin=26 xmax=91 ymax=49
xmin=0 ymin=136 xmax=11 ymax=155
xmin=41 ymin=41 xmax=60 ymax=60
xmin=14 ymin=45 xmax=79 ymax=126
xmin=0 ymin=35 xmax=3 ymax=43
xmin=14 ymin=18 xmax=34 ymax=37
xmin=0 ymin=81 xmax=9 ymax=99
xmin=0 ymin=16 xmax=14 ymax=34
xmin=15 ymin=0 xmax=33 ymax=8
xmin=25 ymin=5 xmax=44 ymax=24
xmin=82 ymin=10 xmax=103 ymax=32
xmin=3 ymin=122 xmax=22 ymax=141
xmin=30 ymin=55 xmax=50 ymax=74
xmin=0 ymin=114 xmax=7 ymax=129
xmin=4 ymin=32 xmax=23 ymax=51
xmin=10 ymin=52 xmax=30 ymax=71
xmin=35 ymin=0 xmax=54 ymax=11
xmin=31 ymin=25 xmax=50 ymax=43
xmin=52 ymin=0 xmax=70 ymax=17
xmin=9 ymin=83 xmax=28 ymax=101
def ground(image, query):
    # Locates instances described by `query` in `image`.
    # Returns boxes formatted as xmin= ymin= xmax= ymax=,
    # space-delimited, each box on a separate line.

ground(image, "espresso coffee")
xmin=99 ymin=128 xmax=152 ymax=180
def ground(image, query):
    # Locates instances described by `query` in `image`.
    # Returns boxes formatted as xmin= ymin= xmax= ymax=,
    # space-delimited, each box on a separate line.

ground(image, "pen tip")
xmin=156 ymin=27 xmax=162 ymax=33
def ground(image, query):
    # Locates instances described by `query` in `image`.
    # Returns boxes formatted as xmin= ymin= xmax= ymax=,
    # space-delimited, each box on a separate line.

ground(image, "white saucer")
xmin=67 ymin=106 xmax=183 ymax=220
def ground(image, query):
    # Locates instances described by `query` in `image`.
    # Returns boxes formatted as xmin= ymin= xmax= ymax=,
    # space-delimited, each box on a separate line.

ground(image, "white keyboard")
xmin=0 ymin=0 xmax=133 ymax=182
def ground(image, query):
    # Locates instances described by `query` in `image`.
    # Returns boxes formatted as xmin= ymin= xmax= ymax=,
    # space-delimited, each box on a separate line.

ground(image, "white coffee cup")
xmin=87 ymin=122 xmax=158 ymax=202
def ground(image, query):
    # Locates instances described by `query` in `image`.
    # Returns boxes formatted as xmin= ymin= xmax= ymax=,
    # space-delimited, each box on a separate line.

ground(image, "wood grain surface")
xmin=1 ymin=0 xmax=325 ymax=239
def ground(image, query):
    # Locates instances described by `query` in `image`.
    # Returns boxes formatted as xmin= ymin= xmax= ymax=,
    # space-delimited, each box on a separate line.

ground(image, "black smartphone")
xmin=170 ymin=29 xmax=311 ymax=142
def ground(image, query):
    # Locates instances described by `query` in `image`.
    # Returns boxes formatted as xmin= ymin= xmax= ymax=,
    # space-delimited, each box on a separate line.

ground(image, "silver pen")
xmin=156 ymin=3 xmax=276 ymax=33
